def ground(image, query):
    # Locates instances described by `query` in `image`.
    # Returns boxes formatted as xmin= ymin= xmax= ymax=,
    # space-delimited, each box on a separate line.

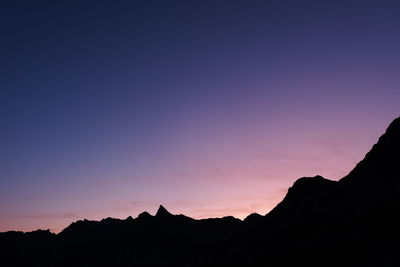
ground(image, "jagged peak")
xmin=155 ymin=205 xmax=173 ymax=217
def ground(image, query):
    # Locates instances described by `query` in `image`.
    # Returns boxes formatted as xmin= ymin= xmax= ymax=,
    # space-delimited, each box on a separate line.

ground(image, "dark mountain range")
xmin=1 ymin=117 xmax=400 ymax=267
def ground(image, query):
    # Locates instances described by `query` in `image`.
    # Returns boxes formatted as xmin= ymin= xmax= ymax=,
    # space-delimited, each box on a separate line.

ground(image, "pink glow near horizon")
xmin=1 ymin=111 xmax=395 ymax=233
xmin=2 ymin=1 xmax=400 ymax=234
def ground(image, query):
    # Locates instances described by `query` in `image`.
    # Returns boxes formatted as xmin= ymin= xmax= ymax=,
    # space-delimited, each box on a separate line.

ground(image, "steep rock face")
xmin=247 ymin=117 xmax=400 ymax=267
xmin=340 ymin=117 xmax=400 ymax=189
xmin=337 ymin=117 xmax=400 ymax=220
xmin=267 ymin=117 xmax=400 ymax=223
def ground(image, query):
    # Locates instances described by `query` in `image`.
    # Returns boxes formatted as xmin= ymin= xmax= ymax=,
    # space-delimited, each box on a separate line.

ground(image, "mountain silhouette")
xmin=1 ymin=117 xmax=400 ymax=267
xmin=155 ymin=205 xmax=172 ymax=218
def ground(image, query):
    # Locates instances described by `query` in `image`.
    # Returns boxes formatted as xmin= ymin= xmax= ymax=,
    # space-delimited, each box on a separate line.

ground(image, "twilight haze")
xmin=1 ymin=0 xmax=399 ymax=233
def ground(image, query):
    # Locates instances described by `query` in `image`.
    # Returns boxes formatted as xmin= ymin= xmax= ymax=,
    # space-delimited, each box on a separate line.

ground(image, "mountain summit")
xmin=1 ymin=116 xmax=400 ymax=267
xmin=155 ymin=205 xmax=173 ymax=218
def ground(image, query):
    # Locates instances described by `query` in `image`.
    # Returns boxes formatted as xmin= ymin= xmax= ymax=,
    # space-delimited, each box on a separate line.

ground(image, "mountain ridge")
xmin=1 ymin=116 xmax=399 ymax=267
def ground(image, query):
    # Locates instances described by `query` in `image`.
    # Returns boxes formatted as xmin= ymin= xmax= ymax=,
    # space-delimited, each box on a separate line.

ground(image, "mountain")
xmin=1 ymin=117 xmax=400 ymax=267
xmin=155 ymin=205 xmax=172 ymax=217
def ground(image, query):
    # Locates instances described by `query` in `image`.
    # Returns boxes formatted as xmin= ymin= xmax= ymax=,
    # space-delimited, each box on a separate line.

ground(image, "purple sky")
xmin=1 ymin=0 xmax=399 ymax=232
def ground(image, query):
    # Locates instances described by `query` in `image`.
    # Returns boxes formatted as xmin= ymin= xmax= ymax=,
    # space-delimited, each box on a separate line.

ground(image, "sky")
xmin=1 ymin=0 xmax=399 ymax=233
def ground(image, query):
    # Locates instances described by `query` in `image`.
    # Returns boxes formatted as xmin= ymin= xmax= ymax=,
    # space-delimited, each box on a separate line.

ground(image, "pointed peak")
xmin=155 ymin=205 xmax=173 ymax=217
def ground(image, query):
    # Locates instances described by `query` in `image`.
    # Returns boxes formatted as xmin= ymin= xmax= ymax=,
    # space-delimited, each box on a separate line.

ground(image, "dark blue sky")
xmin=1 ymin=0 xmax=399 ymax=232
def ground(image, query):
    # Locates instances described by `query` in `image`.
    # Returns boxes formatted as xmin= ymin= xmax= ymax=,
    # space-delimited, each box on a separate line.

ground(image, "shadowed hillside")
xmin=1 ymin=117 xmax=399 ymax=267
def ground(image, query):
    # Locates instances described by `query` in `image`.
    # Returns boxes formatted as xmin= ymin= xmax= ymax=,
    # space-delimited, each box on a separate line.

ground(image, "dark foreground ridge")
xmin=1 ymin=117 xmax=400 ymax=267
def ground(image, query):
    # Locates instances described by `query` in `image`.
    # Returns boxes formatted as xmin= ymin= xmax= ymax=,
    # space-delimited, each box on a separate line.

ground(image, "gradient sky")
xmin=1 ymin=0 xmax=400 ymax=233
